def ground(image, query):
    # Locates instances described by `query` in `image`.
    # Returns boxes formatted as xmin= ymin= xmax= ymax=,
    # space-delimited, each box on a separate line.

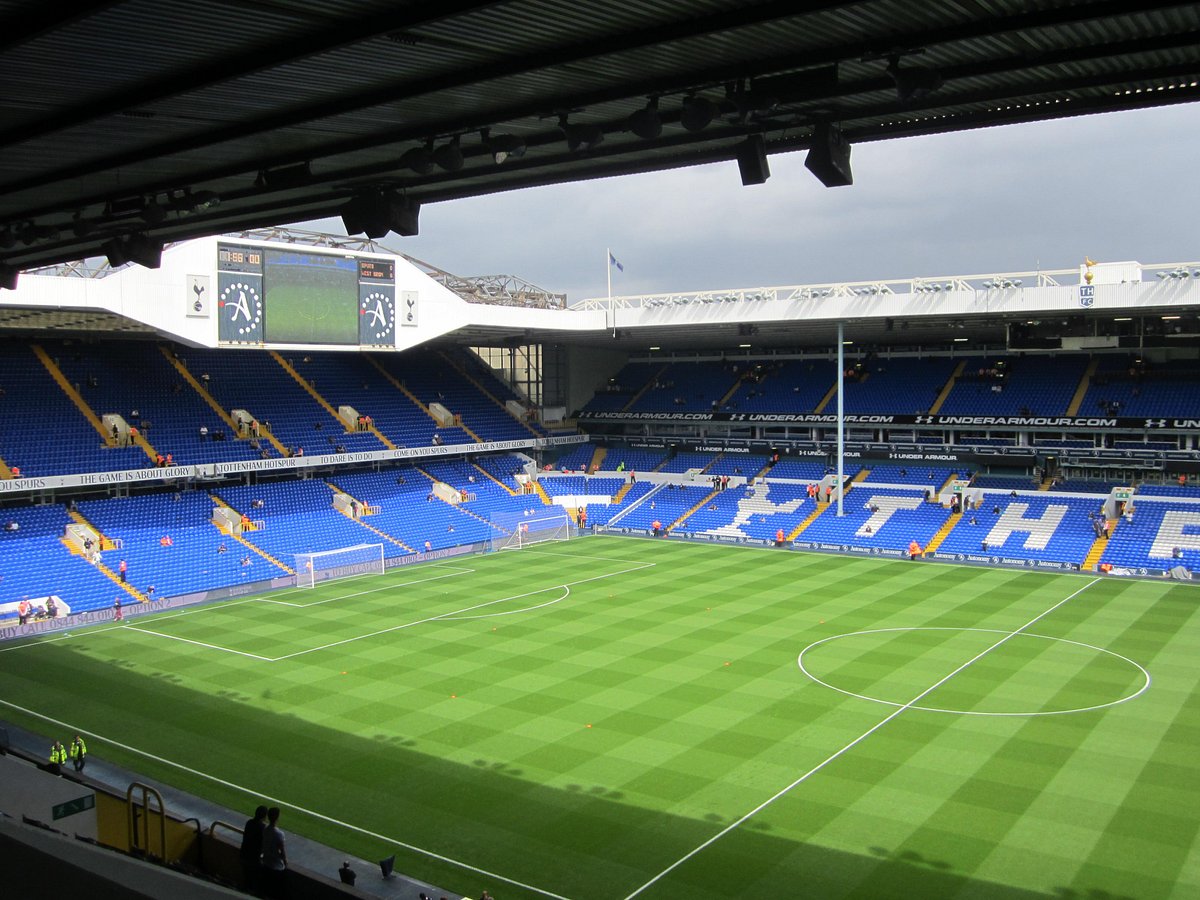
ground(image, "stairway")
xmin=438 ymin=350 xmax=541 ymax=438
xmin=532 ymin=480 xmax=552 ymax=505
xmin=928 ymin=360 xmax=967 ymax=415
xmin=365 ymin=355 xmax=482 ymax=440
xmin=0 ymin=457 xmax=14 ymax=479
xmin=812 ymin=378 xmax=839 ymax=415
xmin=621 ymin=364 xmax=670 ymax=412
xmin=1038 ymin=475 xmax=1054 ymax=491
xmin=327 ymin=490 xmax=413 ymax=553
xmin=788 ymin=503 xmax=828 ymax=540
xmin=852 ymin=469 xmax=871 ymax=483
xmin=474 ymin=462 xmax=519 ymax=496
xmin=210 ymin=494 xmax=294 ymax=573
xmin=272 ymin=352 xmax=395 ymax=449
xmin=923 ymin=512 xmax=963 ymax=554
xmin=68 ymin=509 xmax=120 ymax=551
xmin=95 ymin=560 xmax=149 ymax=603
xmin=588 ymin=445 xmax=607 ymax=473
xmin=668 ymin=489 xmax=720 ymax=532
xmin=1065 ymin=357 xmax=1100 ymax=416
xmin=160 ymin=346 xmax=290 ymax=457
xmin=34 ymin=344 xmax=158 ymax=462
xmin=1081 ymin=520 xmax=1117 ymax=571
xmin=612 ymin=481 xmax=634 ymax=503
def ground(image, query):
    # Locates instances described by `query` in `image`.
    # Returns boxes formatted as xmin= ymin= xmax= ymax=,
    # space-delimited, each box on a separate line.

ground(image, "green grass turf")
xmin=1 ymin=536 xmax=1198 ymax=900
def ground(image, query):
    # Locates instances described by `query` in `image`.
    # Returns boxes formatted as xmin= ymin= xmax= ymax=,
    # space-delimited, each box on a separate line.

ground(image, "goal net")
xmin=294 ymin=543 xmax=385 ymax=588
xmin=489 ymin=507 xmax=572 ymax=552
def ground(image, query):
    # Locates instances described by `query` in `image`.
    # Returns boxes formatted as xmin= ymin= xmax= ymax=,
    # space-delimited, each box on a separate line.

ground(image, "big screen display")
xmin=217 ymin=243 xmax=397 ymax=346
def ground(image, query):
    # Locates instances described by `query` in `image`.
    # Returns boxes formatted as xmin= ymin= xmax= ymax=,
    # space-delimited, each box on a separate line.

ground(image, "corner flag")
xmin=609 ymin=252 xmax=624 ymax=272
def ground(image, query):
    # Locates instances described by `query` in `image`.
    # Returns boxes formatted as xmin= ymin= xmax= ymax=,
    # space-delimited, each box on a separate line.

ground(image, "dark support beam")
xmin=0 ymin=1 xmax=119 ymax=55
xmin=0 ymin=0 xmax=503 ymax=149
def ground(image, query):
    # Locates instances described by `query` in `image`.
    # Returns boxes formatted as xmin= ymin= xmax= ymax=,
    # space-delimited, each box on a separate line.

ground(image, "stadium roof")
xmin=0 ymin=1 xmax=1198 ymax=275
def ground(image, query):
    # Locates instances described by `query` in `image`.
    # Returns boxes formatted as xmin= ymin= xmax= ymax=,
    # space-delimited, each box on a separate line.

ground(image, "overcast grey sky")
xmin=311 ymin=103 xmax=1199 ymax=304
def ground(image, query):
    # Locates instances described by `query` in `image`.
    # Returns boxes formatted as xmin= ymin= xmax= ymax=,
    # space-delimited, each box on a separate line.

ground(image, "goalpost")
xmin=489 ymin=506 xmax=573 ymax=552
xmin=293 ymin=543 xmax=385 ymax=588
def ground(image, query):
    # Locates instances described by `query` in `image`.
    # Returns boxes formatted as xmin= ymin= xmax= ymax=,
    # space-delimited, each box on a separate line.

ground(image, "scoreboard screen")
xmin=217 ymin=243 xmax=397 ymax=347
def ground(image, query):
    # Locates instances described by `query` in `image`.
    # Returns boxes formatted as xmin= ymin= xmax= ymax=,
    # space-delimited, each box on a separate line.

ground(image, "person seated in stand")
xmin=160 ymin=534 xmax=173 ymax=547
xmin=46 ymin=597 xmax=58 ymax=618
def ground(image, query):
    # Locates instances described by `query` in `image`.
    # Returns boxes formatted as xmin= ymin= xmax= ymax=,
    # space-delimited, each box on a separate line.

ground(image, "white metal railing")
xmin=571 ymin=261 xmax=1200 ymax=312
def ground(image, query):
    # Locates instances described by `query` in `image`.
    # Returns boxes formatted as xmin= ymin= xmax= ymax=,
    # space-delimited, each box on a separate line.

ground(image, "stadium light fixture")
xmin=628 ymin=98 xmax=662 ymax=140
xmin=140 ymin=196 xmax=166 ymax=225
xmin=71 ymin=211 xmax=93 ymax=238
xmin=479 ymin=128 xmax=526 ymax=164
xmin=886 ymin=55 xmax=944 ymax=102
xmin=1113 ymin=317 xmax=1132 ymax=321
xmin=255 ymin=161 xmax=312 ymax=189
xmin=679 ymin=94 xmax=717 ymax=132
xmin=558 ymin=114 xmax=604 ymax=152
xmin=401 ymin=140 xmax=435 ymax=175
xmin=432 ymin=135 xmax=464 ymax=172
xmin=738 ymin=343 xmax=751 ymax=348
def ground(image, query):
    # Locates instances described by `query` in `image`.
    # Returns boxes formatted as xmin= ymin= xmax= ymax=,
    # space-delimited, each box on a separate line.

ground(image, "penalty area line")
xmin=269 ymin=561 xmax=656 ymax=661
xmin=120 ymin=625 xmax=276 ymax=661
xmin=620 ymin=577 xmax=1103 ymax=900
xmin=258 ymin=565 xmax=476 ymax=608
xmin=0 ymin=698 xmax=571 ymax=900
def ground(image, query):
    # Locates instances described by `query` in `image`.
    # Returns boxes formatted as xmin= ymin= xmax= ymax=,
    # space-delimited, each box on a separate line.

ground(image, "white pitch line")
xmin=441 ymin=586 xmax=569 ymax=621
xmin=268 ymin=561 xmax=656 ymax=662
xmin=0 ymin=698 xmax=572 ymax=900
xmin=121 ymin=625 xmax=276 ymax=661
xmin=620 ymin=577 xmax=1103 ymax=900
xmin=258 ymin=566 xmax=476 ymax=608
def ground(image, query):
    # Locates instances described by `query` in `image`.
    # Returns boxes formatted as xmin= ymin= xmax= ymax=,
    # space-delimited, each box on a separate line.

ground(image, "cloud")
xmin=316 ymin=103 xmax=1200 ymax=303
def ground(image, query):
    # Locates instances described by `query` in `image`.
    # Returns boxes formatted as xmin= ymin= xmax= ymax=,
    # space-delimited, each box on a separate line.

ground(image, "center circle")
xmin=797 ymin=627 xmax=1150 ymax=717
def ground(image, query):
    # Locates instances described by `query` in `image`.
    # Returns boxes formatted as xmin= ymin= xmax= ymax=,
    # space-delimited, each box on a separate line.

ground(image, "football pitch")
xmin=1 ymin=536 xmax=1197 ymax=900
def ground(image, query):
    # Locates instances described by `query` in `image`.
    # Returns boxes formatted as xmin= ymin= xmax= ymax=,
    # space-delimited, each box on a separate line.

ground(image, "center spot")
xmin=797 ymin=627 xmax=1149 ymax=717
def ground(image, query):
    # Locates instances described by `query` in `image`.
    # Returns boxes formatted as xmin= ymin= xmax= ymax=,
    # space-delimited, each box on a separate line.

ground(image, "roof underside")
xmin=0 ymin=0 xmax=1196 ymax=273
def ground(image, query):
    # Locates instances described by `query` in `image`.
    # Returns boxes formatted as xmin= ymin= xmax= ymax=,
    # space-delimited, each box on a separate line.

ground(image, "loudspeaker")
xmin=805 ymin=122 xmax=853 ymax=187
xmin=342 ymin=192 xmax=421 ymax=239
xmin=736 ymin=134 xmax=769 ymax=185
xmin=379 ymin=854 xmax=395 ymax=878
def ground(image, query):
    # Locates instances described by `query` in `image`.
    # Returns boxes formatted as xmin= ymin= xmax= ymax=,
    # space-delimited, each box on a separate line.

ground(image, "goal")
xmin=489 ymin=507 xmax=572 ymax=552
xmin=294 ymin=543 xmax=385 ymax=587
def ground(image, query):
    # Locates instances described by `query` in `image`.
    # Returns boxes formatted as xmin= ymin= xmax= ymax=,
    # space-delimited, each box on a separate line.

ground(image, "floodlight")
xmin=401 ymin=141 xmax=435 ymax=175
xmin=887 ymin=56 xmax=944 ymax=101
xmin=432 ymin=136 xmax=464 ymax=172
xmin=680 ymin=95 xmax=717 ymax=132
xmin=141 ymin=196 xmax=166 ymax=225
xmin=256 ymin=161 xmax=312 ymax=189
xmin=628 ymin=98 xmax=662 ymax=140
xmin=481 ymin=129 xmax=526 ymax=164
xmin=558 ymin=114 xmax=604 ymax=152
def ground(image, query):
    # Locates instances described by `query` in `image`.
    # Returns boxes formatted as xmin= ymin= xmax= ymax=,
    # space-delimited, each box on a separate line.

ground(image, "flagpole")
xmin=607 ymin=247 xmax=615 ymax=337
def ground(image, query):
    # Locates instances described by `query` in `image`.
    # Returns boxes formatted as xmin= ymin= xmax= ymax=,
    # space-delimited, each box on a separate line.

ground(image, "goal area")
xmin=294 ymin=543 xmax=384 ymax=587
xmin=489 ymin=507 xmax=572 ymax=552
